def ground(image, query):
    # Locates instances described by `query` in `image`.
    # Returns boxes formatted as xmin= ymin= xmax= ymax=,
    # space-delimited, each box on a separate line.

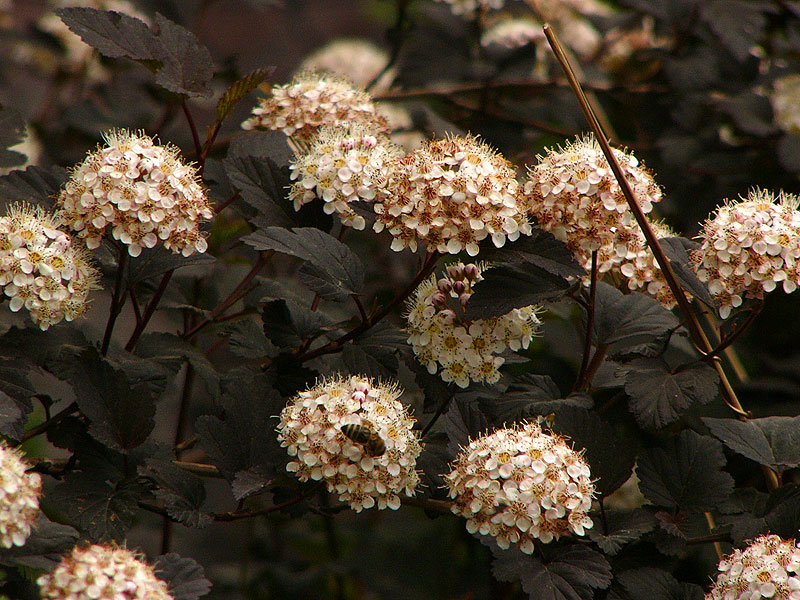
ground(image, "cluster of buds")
xmin=613 ymin=220 xmax=680 ymax=309
xmin=374 ymin=135 xmax=533 ymax=255
xmin=299 ymin=38 xmax=394 ymax=92
xmin=434 ymin=0 xmax=505 ymax=16
xmin=692 ymin=189 xmax=800 ymax=319
xmin=56 ymin=130 xmax=212 ymax=257
xmin=445 ymin=421 xmax=594 ymax=552
xmin=277 ymin=375 xmax=422 ymax=512
xmin=0 ymin=441 xmax=41 ymax=549
xmin=289 ymin=123 xmax=402 ymax=230
xmin=707 ymin=535 xmax=800 ymax=600
xmin=406 ymin=262 xmax=542 ymax=387
xmin=241 ymin=71 xmax=388 ymax=143
xmin=0 ymin=204 xmax=99 ymax=330
xmin=770 ymin=74 xmax=800 ymax=135
xmin=38 ymin=544 xmax=172 ymax=600
xmin=481 ymin=17 xmax=545 ymax=49
xmin=524 ymin=134 xmax=662 ymax=275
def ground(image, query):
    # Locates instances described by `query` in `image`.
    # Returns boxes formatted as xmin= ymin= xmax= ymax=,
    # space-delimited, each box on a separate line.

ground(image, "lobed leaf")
xmin=593 ymin=284 xmax=680 ymax=350
xmin=587 ymin=509 xmax=657 ymax=555
xmin=216 ymin=67 xmax=275 ymax=123
xmin=703 ymin=416 xmax=800 ymax=473
xmin=0 ymin=106 xmax=26 ymax=168
xmin=659 ymin=237 xmax=717 ymax=308
xmin=155 ymin=553 xmax=212 ymax=600
xmin=0 ymin=165 xmax=66 ymax=212
xmin=139 ymin=459 xmax=212 ymax=528
xmin=637 ymin=430 xmax=734 ymax=512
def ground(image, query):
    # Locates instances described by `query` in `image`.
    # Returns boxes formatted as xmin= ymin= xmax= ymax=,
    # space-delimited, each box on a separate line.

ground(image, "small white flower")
xmin=0 ymin=441 xmax=41 ymax=549
xmin=446 ymin=421 xmax=595 ymax=552
xmin=57 ymin=130 xmax=212 ymax=257
xmin=277 ymin=375 xmax=422 ymax=512
xmin=406 ymin=262 xmax=543 ymax=388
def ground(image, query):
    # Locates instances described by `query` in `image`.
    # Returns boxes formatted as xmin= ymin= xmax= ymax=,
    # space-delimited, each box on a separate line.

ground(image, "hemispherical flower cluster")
xmin=241 ymin=71 xmax=388 ymax=143
xmin=0 ymin=441 xmax=41 ymax=549
xmin=38 ymin=544 xmax=172 ymax=600
xmin=374 ymin=135 xmax=532 ymax=254
xmin=289 ymin=123 xmax=402 ymax=230
xmin=277 ymin=375 xmax=422 ymax=512
xmin=0 ymin=204 xmax=99 ymax=330
xmin=56 ymin=130 xmax=212 ymax=257
xmin=434 ymin=0 xmax=505 ymax=16
xmin=406 ymin=262 xmax=542 ymax=387
xmin=481 ymin=17 xmax=545 ymax=49
xmin=445 ymin=421 xmax=594 ymax=552
xmin=770 ymin=74 xmax=800 ymax=135
xmin=692 ymin=189 xmax=800 ymax=319
xmin=524 ymin=134 xmax=662 ymax=274
xmin=707 ymin=535 xmax=800 ymax=600
xmin=299 ymin=38 xmax=394 ymax=91
xmin=614 ymin=220 xmax=680 ymax=309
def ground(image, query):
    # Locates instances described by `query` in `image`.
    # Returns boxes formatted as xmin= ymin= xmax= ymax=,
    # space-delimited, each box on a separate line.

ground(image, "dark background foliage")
xmin=0 ymin=1 xmax=800 ymax=599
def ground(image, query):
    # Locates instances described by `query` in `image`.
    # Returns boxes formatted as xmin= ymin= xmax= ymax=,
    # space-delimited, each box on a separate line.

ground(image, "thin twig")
xmin=543 ymin=23 xmax=779 ymax=491
xmin=353 ymin=295 xmax=369 ymax=324
xmin=173 ymin=460 xmax=223 ymax=477
xmin=297 ymin=252 xmax=440 ymax=362
xmin=182 ymin=101 xmax=204 ymax=165
xmin=366 ymin=0 xmax=410 ymax=92
xmin=574 ymin=251 xmax=598 ymax=392
xmin=701 ymin=304 xmax=762 ymax=365
xmin=400 ymin=496 xmax=453 ymax=514
xmin=421 ymin=391 xmax=456 ymax=438
xmin=101 ymin=248 xmax=129 ymax=356
xmin=214 ymin=191 xmax=239 ymax=214
xmin=22 ymin=402 xmax=78 ymax=442
xmin=124 ymin=270 xmax=174 ymax=352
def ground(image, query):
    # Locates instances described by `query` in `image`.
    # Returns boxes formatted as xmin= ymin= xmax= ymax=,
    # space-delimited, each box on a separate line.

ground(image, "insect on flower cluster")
xmin=277 ymin=375 xmax=422 ymax=512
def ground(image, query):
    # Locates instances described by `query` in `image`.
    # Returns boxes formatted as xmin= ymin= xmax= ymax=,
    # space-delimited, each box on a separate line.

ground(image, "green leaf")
xmin=622 ymin=359 xmax=719 ymax=429
xmin=216 ymin=67 xmax=274 ymax=123
xmin=65 ymin=348 xmax=156 ymax=451
xmin=491 ymin=543 xmax=611 ymax=600
xmin=244 ymin=227 xmax=364 ymax=301
xmin=593 ymin=283 xmax=680 ymax=350
xmin=637 ymin=430 xmax=734 ymax=512
xmin=587 ymin=509 xmax=657 ymax=555
xmin=56 ymin=8 xmax=214 ymax=97
xmin=155 ymin=553 xmax=212 ymax=600
xmin=703 ymin=416 xmax=800 ymax=472
xmin=139 ymin=459 xmax=212 ymax=528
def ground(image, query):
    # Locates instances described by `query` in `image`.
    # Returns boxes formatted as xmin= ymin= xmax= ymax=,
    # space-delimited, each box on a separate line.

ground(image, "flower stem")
xmin=574 ymin=251 xmax=598 ymax=392
xmin=100 ymin=247 xmax=129 ymax=356
xmin=124 ymin=269 xmax=174 ymax=352
xmin=544 ymin=24 xmax=779 ymax=491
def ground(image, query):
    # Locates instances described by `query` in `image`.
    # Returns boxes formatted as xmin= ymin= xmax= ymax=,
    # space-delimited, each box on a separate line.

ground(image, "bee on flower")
xmin=277 ymin=375 xmax=422 ymax=513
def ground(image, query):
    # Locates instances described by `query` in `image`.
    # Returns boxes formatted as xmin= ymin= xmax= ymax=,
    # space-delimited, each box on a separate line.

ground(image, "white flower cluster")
xmin=374 ymin=135 xmax=533 ymax=254
xmin=708 ymin=535 xmax=800 ymax=600
xmin=524 ymin=134 xmax=662 ymax=275
xmin=277 ymin=375 xmax=422 ymax=512
xmin=38 ymin=0 xmax=150 ymax=82
xmin=406 ymin=262 xmax=542 ymax=387
xmin=57 ymin=130 xmax=212 ymax=257
xmin=481 ymin=17 xmax=544 ymax=49
xmin=289 ymin=123 xmax=402 ymax=230
xmin=299 ymin=38 xmax=394 ymax=92
xmin=446 ymin=422 xmax=594 ymax=552
xmin=38 ymin=544 xmax=172 ymax=600
xmin=0 ymin=441 xmax=41 ymax=549
xmin=614 ymin=220 xmax=680 ymax=309
xmin=241 ymin=71 xmax=388 ymax=143
xmin=0 ymin=204 xmax=99 ymax=330
xmin=434 ymin=0 xmax=505 ymax=16
xmin=692 ymin=189 xmax=800 ymax=319
xmin=770 ymin=74 xmax=800 ymax=135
